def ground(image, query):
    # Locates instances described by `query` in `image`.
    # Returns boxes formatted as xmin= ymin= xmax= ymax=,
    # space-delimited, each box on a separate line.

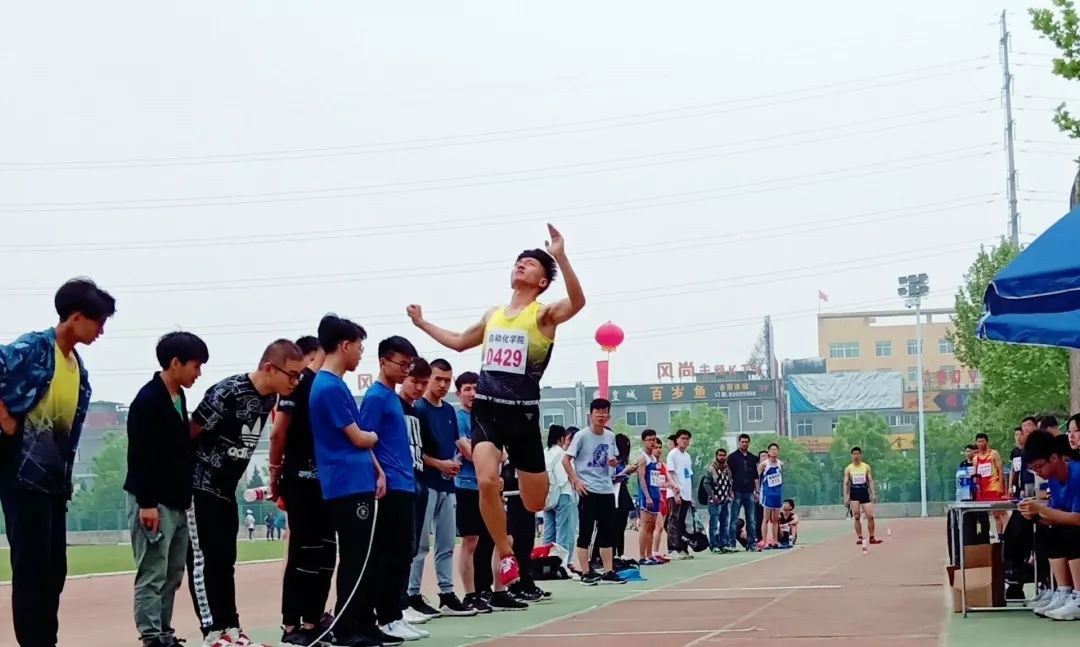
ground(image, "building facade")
xmin=816 ymin=308 xmax=979 ymax=392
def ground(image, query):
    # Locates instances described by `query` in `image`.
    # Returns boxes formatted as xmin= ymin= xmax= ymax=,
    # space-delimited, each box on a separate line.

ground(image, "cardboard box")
xmin=946 ymin=543 xmax=1006 ymax=613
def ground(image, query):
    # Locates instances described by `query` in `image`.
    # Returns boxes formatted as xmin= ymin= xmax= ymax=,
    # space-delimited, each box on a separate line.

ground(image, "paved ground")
xmin=2 ymin=517 xmax=1073 ymax=646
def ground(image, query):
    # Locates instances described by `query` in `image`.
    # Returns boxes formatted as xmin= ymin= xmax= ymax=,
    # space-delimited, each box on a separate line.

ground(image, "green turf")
xmin=0 ymin=540 xmax=287 ymax=582
xmin=947 ymin=604 xmax=1080 ymax=646
xmin=243 ymin=521 xmax=855 ymax=647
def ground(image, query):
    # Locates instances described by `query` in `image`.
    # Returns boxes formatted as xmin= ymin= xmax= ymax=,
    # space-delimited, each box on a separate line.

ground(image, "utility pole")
xmin=1001 ymin=9 xmax=1020 ymax=246
xmin=899 ymin=273 xmax=930 ymax=518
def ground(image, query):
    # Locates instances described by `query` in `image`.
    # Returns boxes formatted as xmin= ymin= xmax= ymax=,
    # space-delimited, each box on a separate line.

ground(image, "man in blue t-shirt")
xmin=356 ymin=335 xmax=430 ymax=642
xmin=407 ymin=360 xmax=476 ymax=617
xmin=1019 ymin=430 xmax=1080 ymax=621
xmin=308 ymin=315 xmax=392 ymax=646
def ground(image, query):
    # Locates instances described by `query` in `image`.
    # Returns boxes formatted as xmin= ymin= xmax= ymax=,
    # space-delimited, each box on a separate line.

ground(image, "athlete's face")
xmin=402 ymin=375 xmax=428 ymax=402
xmin=457 ymin=382 xmax=477 ymax=409
xmin=428 ymin=367 xmax=452 ymax=400
xmin=976 ymin=437 xmax=988 ymax=452
xmin=738 ymin=437 xmax=749 ymax=452
xmin=782 ymin=501 xmax=793 ymax=513
xmin=851 ymin=450 xmax=862 ymax=463
xmin=676 ymin=434 xmax=690 ymax=451
xmin=963 ymin=447 xmax=975 ymax=462
xmin=715 ymin=450 xmax=727 ymax=464
xmin=511 ymin=256 xmax=549 ymax=292
xmin=1022 ymin=420 xmax=1037 ymax=435
xmin=768 ymin=446 xmax=778 ymax=459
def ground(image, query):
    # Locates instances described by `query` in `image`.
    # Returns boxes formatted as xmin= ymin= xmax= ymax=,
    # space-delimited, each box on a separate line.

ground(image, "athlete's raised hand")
xmin=545 ymin=223 xmax=565 ymax=258
xmin=406 ymin=304 xmax=424 ymax=325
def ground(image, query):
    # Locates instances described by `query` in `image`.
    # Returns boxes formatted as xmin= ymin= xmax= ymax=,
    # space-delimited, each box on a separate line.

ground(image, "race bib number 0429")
xmin=482 ymin=329 xmax=528 ymax=375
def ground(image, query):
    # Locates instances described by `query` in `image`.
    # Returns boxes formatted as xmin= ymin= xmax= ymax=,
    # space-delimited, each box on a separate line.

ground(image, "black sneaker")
xmin=489 ymin=590 xmax=529 ymax=611
xmin=463 ymin=592 xmax=493 ymax=614
xmin=580 ymin=571 xmax=601 ymax=586
xmin=281 ymin=627 xmax=320 ymax=646
xmin=510 ymin=584 xmax=543 ymax=602
xmin=331 ymin=633 xmax=380 ymax=647
xmin=439 ymin=592 xmax=478 ymax=617
xmin=599 ymin=571 xmax=626 ymax=585
xmin=406 ymin=595 xmax=441 ymax=618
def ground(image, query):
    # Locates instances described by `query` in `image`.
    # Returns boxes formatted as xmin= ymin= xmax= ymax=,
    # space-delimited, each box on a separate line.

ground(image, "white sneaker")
xmin=203 ymin=631 xmax=233 ymax=647
xmin=402 ymin=622 xmax=429 ymax=638
xmin=402 ymin=608 xmax=431 ymax=625
xmin=380 ymin=621 xmax=421 ymax=641
xmin=1035 ymin=590 xmax=1072 ymax=617
xmin=1029 ymin=588 xmax=1054 ymax=608
xmin=1045 ymin=595 xmax=1080 ymax=621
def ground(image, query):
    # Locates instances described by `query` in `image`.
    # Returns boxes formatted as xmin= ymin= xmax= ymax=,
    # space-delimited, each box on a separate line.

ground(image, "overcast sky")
xmin=1 ymin=1 xmax=1077 ymax=404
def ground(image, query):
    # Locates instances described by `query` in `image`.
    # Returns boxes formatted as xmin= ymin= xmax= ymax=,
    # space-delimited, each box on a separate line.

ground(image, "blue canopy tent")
xmin=978 ymin=206 xmax=1080 ymax=349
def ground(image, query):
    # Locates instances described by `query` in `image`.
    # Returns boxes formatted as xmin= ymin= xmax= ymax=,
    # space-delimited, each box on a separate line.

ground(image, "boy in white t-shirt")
xmin=665 ymin=430 xmax=694 ymax=559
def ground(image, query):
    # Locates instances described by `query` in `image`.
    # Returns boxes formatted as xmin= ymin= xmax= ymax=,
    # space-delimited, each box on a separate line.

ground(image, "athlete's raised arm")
xmin=539 ymin=224 xmax=586 ymax=327
xmin=407 ymin=304 xmax=491 ymax=352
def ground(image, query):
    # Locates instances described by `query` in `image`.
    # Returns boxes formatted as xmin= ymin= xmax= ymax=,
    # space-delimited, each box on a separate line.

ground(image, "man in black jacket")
xmin=124 ymin=332 xmax=209 ymax=647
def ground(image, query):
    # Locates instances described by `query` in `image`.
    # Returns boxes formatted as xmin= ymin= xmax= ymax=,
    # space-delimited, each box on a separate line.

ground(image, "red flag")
xmin=818 ymin=290 xmax=829 ymax=302
xmin=596 ymin=360 xmax=610 ymax=399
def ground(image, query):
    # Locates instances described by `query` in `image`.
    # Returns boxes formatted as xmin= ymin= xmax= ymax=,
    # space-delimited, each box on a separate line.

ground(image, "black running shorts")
xmin=455 ymin=488 xmax=485 ymax=537
xmin=471 ymin=398 xmax=545 ymax=474
xmin=849 ymin=489 xmax=871 ymax=505
xmin=1045 ymin=525 xmax=1080 ymax=560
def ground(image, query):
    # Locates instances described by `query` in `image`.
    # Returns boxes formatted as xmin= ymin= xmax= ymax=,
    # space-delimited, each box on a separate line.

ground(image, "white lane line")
xmin=465 ymin=628 xmax=760 ymax=639
xmin=627 ymin=584 xmax=842 ymax=593
xmin=0 ymin=557 xmax=283 ymax=587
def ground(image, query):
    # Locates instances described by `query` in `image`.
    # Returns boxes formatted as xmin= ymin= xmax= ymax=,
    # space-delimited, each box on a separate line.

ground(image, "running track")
xmin=0 ymin=519 xmax=948 ymax=646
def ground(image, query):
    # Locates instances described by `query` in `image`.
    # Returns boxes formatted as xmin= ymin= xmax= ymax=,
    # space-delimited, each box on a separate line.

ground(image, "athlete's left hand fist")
xmin=545 ymin=223 xmax=565 ymax=258
xmin=406 ymin=304 xmax=424 ymax=325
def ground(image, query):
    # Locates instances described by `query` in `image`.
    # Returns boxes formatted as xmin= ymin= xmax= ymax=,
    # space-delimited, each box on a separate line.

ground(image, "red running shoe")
xmin=868 ymin=537 xmax=883 ymax=545
xmin=498 ymin=553 xmax=520 ymax=586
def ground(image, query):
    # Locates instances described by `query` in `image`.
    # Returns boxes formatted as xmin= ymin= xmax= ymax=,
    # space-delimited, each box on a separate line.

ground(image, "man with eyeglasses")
xmin=186 ymin=339 xmax=305 ymax=647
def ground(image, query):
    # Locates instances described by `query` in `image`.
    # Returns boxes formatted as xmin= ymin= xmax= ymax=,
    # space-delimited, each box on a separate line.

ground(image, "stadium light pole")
xmin=899 ymin=273 xmax=929 ymax=518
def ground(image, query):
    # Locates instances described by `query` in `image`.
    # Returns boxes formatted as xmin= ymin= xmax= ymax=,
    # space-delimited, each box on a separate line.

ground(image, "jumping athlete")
xmin=843 ymin=447 xmax=882 ymax=545
xmin=407 ymin=223 xmax=586 ymax=585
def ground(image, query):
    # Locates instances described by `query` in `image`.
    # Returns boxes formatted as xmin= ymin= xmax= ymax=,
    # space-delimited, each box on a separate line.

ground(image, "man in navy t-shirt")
xmin=1019 ymin=430 xmax=1080 ymax=621
xmin=407 ymin=359 xmax=476 ymax=617
xmin=309 ymin=315 xmax=391 ymax=646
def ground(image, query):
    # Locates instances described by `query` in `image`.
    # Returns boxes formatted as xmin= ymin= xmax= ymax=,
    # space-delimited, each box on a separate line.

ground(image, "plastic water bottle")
xmin=244 ymin=486 xmax=271 ymax=503
xmin=886 ymin=527 xmax=892 ymax=538
xmin=861 ymin=537 xmax=868 ymax=554
xmin=955 ymin=467 xmax=972 ymax=502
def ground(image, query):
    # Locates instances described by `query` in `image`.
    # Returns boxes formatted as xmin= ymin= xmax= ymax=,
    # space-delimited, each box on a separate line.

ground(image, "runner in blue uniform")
xmin=758 ymin=443 xmax=783 ymax=550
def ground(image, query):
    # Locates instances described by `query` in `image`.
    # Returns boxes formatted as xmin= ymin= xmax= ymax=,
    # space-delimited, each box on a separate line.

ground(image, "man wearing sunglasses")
xmin=187 ymin=339 xmax=305 ymax=647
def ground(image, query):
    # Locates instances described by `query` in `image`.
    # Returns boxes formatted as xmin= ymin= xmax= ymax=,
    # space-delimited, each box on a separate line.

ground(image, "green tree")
xmin=915 ymin=416 xmax=971 ymax=502
xmin=1031 ymin=0 xmax=1080 ymax=142
xmin=949 ymin=242 xmax=1069 ymax=435
xmin=670 ymin=404 xmax=728 ymax=476
xmin=71 ymin=431 xmax=129 ymax=529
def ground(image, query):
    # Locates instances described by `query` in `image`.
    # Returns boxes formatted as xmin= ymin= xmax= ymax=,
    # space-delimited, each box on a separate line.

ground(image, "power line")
xmin=0 ymin=189 xmax=996 ymax=257
xmin=0 ymin=59 xmax=992 ymax=172
xmin=86 ymin=286 xmax=966 ymax=379
xmin=8 ymin=237 xmax=991 ymax=349
xmin=0 ymin=143 xmax=998 ymax=214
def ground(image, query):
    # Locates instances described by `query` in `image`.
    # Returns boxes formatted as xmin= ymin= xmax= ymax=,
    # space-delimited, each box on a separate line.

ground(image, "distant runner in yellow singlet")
xmin=407 ymin=223 xmax=586 ymax=588
xmin=843 ymin=447 xmax=882 ymax=545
